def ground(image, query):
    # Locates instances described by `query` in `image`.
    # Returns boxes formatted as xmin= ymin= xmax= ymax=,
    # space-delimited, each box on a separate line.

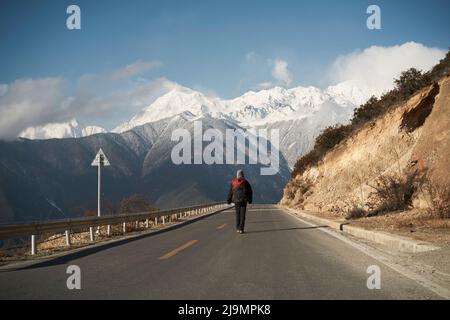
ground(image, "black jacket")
xmin=227 ymin=178 xmax=253 ymax=205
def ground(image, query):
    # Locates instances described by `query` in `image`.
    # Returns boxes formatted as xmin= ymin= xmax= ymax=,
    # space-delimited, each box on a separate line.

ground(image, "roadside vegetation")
xmin=292 ymin=49 xmax=450 ymax=178
xmin=77 ymin=194 xmax=158 ymax=217
xmin=290 ymin=49 xmax=450 ymax=221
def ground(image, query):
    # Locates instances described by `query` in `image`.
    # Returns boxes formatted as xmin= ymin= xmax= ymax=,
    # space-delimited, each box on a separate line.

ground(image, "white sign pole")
xmin=91 ymin=149 xmax=110 ymax=223
xmin=98 ymin=158 xmax=101 ymax=217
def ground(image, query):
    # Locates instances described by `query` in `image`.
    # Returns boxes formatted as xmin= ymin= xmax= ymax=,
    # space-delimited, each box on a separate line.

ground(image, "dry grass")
xmin=421 ymin=181 xmax=450 ymax=219
xmin=297 ymin=204 xmax=450 ymax=244
xmin=365 ymin=172 xmax=416 ymax=216
xmin=350 ymin=209 xmax=450 ymax=243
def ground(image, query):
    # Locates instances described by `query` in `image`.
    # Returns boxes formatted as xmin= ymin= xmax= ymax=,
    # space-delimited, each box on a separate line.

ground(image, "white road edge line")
xmin=282 ymin=208 xmax=450 ymax=300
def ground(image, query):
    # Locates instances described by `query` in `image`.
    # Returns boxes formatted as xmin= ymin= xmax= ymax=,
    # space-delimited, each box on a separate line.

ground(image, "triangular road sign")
xmin=91 ymin=148 xmax=110 ymax=166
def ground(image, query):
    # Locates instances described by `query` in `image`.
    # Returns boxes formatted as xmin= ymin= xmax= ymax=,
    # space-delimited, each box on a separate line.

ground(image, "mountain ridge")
xmin=19 ymin=81 xmax=376 ymax=140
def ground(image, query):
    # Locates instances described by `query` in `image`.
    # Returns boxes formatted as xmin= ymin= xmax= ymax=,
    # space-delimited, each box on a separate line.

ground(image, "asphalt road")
xmin=0 ymin=205 xmax=441 ymax=299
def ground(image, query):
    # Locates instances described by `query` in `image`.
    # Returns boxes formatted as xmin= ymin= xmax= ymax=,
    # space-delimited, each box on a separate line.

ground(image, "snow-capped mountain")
xmin=18 ymin=82 xmax=376 ymax=168
xmin=19 ymin=119 xmax=106 ymax=140
xmin=110 ymin=82 xmax=372 ymax=168
xmin=223 ymin=85 xmax=353 ymax=126
xmin=113 ymin=85 xmax=229 ymax=133
xmin=113 ymin=82 xmax=373 ymax=133
xmin=326 ymin=80 xmax=384 ymax=106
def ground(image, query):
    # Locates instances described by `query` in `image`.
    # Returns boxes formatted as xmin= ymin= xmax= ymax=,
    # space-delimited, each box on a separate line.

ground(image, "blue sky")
xmin=0 ymin=0 xmax=449 ymax=136
xmin=1 ymin=0 xmax=449 ymax=95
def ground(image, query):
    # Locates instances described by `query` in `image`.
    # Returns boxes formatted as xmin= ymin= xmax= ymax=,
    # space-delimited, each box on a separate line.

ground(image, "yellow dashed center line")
xmin=159 ymin=240 xmax=199 ymax=260
xmin=217 ymin=223 xmax=227 ymax=230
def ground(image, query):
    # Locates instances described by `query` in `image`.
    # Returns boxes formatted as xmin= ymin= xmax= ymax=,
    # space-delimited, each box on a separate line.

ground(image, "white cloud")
xmin=328 ymin=42 xmax=446 ymax=93
xmin=0 ymin=78 xmax=70 ymax=140
xmin=272 ymin=59 xmax=293 ymax=86
xmin=0 ymin=75 xmax=176 ymax=140
xmin=257 ymin=82 xmax=274 ymax=89
xmin=70 ymin=77 xmax=176 ymax=118
xmin=110 ymin=60 xmax=162 ymax=80
xmin=78 ymin=60 xmax=162 ymax=92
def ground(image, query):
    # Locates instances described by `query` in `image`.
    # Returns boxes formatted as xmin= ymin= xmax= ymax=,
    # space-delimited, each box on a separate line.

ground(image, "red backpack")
xmin=231 ymin=178 xmax=247 ymax=204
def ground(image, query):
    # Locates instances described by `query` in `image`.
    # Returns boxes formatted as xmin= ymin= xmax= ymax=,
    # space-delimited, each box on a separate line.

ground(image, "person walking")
xmin=227 ymin=169 xmax=253 ymax=234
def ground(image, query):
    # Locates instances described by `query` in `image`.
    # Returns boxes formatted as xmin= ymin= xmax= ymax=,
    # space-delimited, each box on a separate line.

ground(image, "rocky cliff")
xmin=281 ymin=76 xmax=450 ymax=217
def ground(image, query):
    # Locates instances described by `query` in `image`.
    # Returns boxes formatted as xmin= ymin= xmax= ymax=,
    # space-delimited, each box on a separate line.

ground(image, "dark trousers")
xmin=235 ymin=204 xmax=247 ymax=231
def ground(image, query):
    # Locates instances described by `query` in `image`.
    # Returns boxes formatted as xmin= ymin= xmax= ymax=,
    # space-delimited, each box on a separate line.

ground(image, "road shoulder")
xmin=280 ymin=205 xmax=450 ymax=300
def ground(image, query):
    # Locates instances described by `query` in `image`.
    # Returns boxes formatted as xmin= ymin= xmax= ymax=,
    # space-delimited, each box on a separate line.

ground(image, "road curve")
xmin=0 ymin=205 xmax=440 ymax=299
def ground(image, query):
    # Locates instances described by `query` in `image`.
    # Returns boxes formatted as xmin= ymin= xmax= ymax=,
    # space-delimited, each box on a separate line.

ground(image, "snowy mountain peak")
xmin=326 ymin=80 xmax=383 ymax=106
xmin=19 ymin=119 xmax=106 ymax=140
xmin=113 ymin=85 xmax=228 ymax=133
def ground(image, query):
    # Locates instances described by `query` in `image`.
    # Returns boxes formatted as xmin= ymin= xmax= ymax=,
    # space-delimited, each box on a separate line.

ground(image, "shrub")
xmin=117 ymin=194 xmax=158 ymax=214
xmin=394 ymin=68 xmax=431 ymax=100
xmin=292 ymin=150 xmax=319 ymax=178
xmin=314 ymin=124 xmax=351 ymax=151
xmin=366 ymin=172 xmax=417 ymax=216
xmin=429 ymin=49 xmax=450 ymax=82
xmin=345 ymin=206 xmax=367 ymax=220
xmin=292 ymin=124 xmax=350 ymax=177
xmin=422 ymin=180 xmax=450 ymax=220
xmin=351 ymin=96 xmax=383 ymax=126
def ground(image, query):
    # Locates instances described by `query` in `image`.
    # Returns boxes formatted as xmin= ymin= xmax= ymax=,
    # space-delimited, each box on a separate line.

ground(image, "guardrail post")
xmin=135 ymin=221 xmax=139 ymax=229
xmin=31 ymin=235 xmax=36 ymax=255
xmin=123 ymin=222 xmax=126 ymax=233
xmin=154 ymin=217 xmax=158 ymax=226
xmin=146 ymin=219 xmax=149 ymax=228
xmin=65 ymin=230 xmax=71 ymax=246
xmin=89 ymin=227 xmax=94 ymax=242
xmin=162 ymin=216 xmax=165 ymax=224
xmin=107 ymin=225 xmax=111 ymax=236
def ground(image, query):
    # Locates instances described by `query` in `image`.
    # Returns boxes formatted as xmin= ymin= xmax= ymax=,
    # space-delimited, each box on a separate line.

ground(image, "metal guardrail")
xmin=0 ymin=202 xmax=230 ymax=255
